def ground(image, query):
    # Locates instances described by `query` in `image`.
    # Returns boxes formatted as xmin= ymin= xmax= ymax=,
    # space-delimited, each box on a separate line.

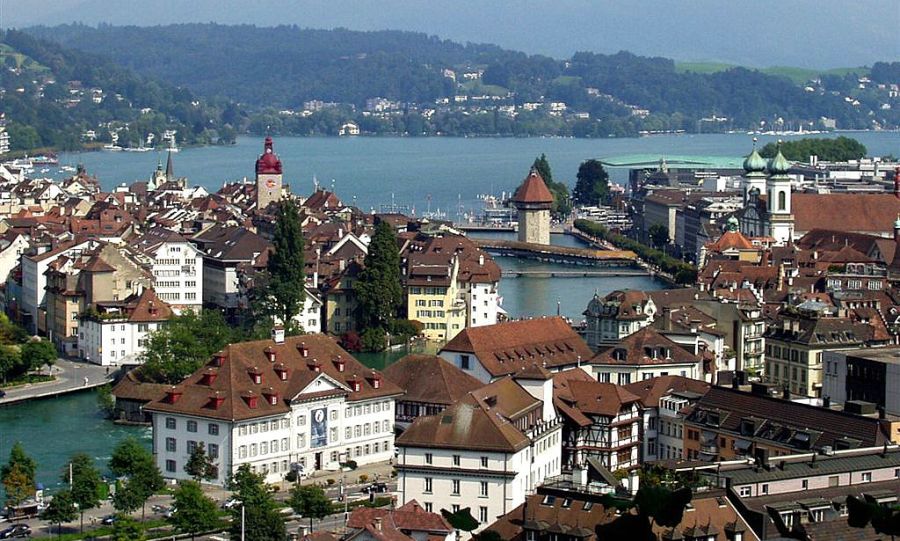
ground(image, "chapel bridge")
xmin=472 ymin=238 xmax=642 ymax=270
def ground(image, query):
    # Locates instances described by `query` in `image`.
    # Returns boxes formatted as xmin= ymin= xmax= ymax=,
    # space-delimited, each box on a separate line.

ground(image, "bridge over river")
xmin=473 ymin=238 xmax=641 ymax=268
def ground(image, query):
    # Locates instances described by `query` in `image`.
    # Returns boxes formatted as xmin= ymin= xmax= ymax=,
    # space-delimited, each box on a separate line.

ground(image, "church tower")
xmin=742 ymin=138 xmax=767 ymax=207
xmin=255 ymin=136 xmax=283 ymax=210
xmin=766 ymin=142 xmax=794 ymax=244
xmin=513 ymin=168 xmax=553 ymax=245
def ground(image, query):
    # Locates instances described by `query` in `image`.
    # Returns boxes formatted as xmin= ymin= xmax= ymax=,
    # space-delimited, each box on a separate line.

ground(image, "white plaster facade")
xmin=78 ymin=318 xmax=162 ymax=366
xmin=146 ymin=241 xmax=203 ymax=313
xmin=151 ymin=383 xmax=396 ymax=486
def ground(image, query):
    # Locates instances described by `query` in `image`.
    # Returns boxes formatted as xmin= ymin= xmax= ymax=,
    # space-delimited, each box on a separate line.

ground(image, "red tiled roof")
xmin=512 ymin=170 xmax=553 ymax=204
xmin=382 ymin=355 xmax=483 ymax=406
xmin=441 ymin=317 xmax=594 ymax=378
xmin=143 ymin=335 xmax=402 ymax=421
xmin=591 ymin=326 xmax=702 ymax=367
xmin=792 ymin=193 xmax=900 ymax=234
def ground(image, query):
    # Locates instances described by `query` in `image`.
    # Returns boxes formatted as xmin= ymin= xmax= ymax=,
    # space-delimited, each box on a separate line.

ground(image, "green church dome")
xmin=743 ymin=148 xmax=767 ymax=173
xmin=768 ymin=144 xmax=791 ymax=175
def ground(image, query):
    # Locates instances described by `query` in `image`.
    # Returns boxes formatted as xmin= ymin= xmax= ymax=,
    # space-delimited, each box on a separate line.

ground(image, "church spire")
xmin=165 ymin=150 xmax=174 ymax=181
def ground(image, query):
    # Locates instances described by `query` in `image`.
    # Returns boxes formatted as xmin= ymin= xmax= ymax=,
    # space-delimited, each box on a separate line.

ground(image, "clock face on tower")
xmin=314 ymin=409 xmax=325 ymax=423
xmin=266 ymin=179 xmax=277 ymax=188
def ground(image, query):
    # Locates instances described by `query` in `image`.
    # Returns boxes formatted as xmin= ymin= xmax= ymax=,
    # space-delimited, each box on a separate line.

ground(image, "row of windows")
xmin=408 ymin=287 xmax=448 ymax=295
xmin=424 ymin=453 xmax=491 ymax=468
xmin=165 ymin=437 xmax=219 ymax=459
xmin=345 ymin=420 xmax=391 ymax=440
xmin=423 ymin=477 xmax=490 ymax=497
xmin=165 ymin=417 xmax=219 ymax=435
xmin=237 ymin=438 xmax=291 ymax=459
xmin=415 ymin=310 xmax=446 ymax=319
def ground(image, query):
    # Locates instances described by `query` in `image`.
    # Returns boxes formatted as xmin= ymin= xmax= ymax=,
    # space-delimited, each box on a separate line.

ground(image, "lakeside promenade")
xmin=0 ymin=358 xmax=114 ymax=406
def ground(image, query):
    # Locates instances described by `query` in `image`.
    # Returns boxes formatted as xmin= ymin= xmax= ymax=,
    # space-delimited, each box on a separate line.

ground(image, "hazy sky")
xmin=2 ymin=0 xmax=897 ymax=68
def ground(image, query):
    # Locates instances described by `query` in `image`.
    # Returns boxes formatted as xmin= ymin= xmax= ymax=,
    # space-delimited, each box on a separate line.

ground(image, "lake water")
xmin=52 ymin=131 xmax=899 ymax=219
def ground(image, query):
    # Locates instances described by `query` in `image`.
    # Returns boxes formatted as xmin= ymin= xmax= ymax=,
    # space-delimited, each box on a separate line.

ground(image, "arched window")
xmin=778 ymin=191 xmax=786 ymax=211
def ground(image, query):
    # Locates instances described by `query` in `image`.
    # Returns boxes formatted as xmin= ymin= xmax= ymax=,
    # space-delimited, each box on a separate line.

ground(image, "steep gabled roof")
xmin=591 ymin=326 xmax=702 ymax=367
xmin=441 ymin=317 xmax=593 ymax=378
xmin=382 ymin=355 xmax=483 ymax=406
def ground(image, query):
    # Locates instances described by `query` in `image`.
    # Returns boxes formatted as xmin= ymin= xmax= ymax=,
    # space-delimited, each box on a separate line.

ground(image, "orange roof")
xmin=706 ymin=230 xmax=754 ymax=251
xmin=793 ymin=193 xmax=900 ymax=234
xmin=512 ymin=170 xmax=554 ymax=204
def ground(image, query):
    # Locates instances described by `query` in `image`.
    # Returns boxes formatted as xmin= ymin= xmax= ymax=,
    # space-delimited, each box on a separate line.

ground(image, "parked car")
xmin=363 ymin=482 xmax=388 ymax=494
xmin=0 ymin=524 xmax=31 ymax=538
xmin=221 ymin=498 xmax=240 ymax=510
xmin=101 ymin=515 xmax=116 ymax=525
xmin=0 ymin=390 xmax=7 ymax=399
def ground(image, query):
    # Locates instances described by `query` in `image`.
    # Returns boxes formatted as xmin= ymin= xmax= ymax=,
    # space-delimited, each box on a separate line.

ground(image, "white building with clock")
xmin=144 ymin=332 xmax=403 ymax=485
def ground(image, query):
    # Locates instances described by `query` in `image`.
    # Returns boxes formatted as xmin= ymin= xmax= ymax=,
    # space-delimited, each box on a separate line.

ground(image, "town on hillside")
xmin=0 ymin=137 xmax=899 ymax=541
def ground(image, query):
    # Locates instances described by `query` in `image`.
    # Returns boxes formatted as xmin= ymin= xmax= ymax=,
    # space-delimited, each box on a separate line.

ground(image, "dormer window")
xmin=165 ymin=387 xmax=182 ymax=404
xmin=264 ymin=346 xmax=276 ymax=363
xmin=208 ymin=392 xmax=225 ymax=410
xmin=262 ymin=388 xmax=279 ymax=406
xmin=274 ymin=363 xmax=288 ymax=381
xmin=200 ymin=368 xmax=218 ymax=386
xmin=307 ymin=359 xmax=321 ymax=373
xmin=244 ymin=392 xmax=259 ymax=409
xmin=211 ymin=353 xmax=225 ymax=367
xmin=370 ymin=372 xmax=382 ymax=389
xmin=348 ymin=375 xmax=361 ymax=392
xmin=248 ymin=367 xmax=262 ymax=384
xmin=298 ymin=342 xmax=309 ymax=358
xmin=333 ymin=355 xmax=345 ymax=373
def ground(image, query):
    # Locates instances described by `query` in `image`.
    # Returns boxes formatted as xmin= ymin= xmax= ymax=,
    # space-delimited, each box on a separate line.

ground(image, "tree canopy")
xmin=41 ymin=489 xmax=78 ymax=538
xmin=170 ymin=480 xmax=220 ymax=540
xmin=759 ymin=136 xmax=867 ymax=162
xmin=262 ymin=199 xmax=307 ymax=335
xmin=64 ymin=453 xmax=104 ymax=533
xmin=532 ymin=154 xmax=572 ymax=218
xmin=184 ymin=442 xmax=218 ymax=482
xmin=2 ymin=442 xmax=36 ymax=507
xmin=355 ymin=220 xmax=403 ymax=351
xmin=289 ymin=484 xmax=332 ymax=532
xmin=227 ymin=465 xmax=286 ymax=541
xmin=139 ymin=309 xmax=236 ymax=384
xmin=573 ymin=159 xmax=610 ymax=206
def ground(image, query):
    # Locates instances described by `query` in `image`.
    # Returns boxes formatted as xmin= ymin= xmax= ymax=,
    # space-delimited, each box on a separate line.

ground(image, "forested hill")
xmin=0 ymin=30 xmax=237 ymax=152
xmin=23 ymin=23 xmax=900 ymax=133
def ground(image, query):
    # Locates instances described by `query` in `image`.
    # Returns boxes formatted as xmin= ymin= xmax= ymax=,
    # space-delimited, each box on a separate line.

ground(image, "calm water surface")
xmin=51 ymin=132 xmax=899 ymax=218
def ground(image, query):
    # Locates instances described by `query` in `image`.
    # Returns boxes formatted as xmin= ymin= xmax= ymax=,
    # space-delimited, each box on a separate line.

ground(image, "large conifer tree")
xmin=266 ymin=199 xmax=306 ymax=334
xmin=356 ymin=220 xmax=402 ymax=340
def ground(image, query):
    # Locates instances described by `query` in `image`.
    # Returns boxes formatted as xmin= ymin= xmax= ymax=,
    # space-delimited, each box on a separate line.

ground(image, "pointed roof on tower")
xmin=513 ymin=168 xmax=554 ymax=205
xmin=255 ymin=136 xmax=283 ymax=175
xmin=165 ymin=151 xmax=174 ymax=181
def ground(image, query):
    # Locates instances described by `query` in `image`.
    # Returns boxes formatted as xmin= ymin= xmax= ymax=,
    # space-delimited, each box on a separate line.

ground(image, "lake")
xmin=52 ymin=131 xmax=899 ymax=220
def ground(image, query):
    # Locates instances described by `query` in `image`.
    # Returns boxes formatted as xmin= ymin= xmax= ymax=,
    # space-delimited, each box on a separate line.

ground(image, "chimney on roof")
xmin=271 ymin=326 xmax=285 ymax=344
xmin=373 ymin=517 xmax=382 ymax=532
xmin=165 ymin=386 xmax=182 ymax=404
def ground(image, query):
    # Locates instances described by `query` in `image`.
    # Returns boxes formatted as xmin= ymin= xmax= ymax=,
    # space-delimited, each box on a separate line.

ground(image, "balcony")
xmin=700 ymin=444 xmax=719 ymax=454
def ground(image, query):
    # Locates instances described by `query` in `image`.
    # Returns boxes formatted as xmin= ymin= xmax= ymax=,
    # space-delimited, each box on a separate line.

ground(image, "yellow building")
xmin=405 ymin=254 xmax=466 ymax=341
xmin=322 ymin=261 xmax=360 ymax=336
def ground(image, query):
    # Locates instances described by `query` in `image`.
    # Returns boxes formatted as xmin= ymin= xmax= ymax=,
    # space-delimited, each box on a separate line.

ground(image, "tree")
xmin=442 ymin=507 xmax=479 ymax=534
xmin=112 ymin=480 xmax=145 ymax=515
xmin=648 ymin=224 xmax=669 ymax=249
xmin=170 ymin=480 xmax=220 ymax=540
xmin=184 ymin=442 xmax=218 ymax=482
xmin=847 ymin=494 xmax=900 ymax=537
xmin=64 ymin=453 xmax=103 ymax=533
xmin=532 ymin=154 xmax=572 ymax=218
xmin=111 ymin=514 xmax=145 ymax=541
xmin=2 ymin=464 xmax=33 ymax=508
xmin=262 ymin=199 xmax=307 ymax=335
xmin=227 ymin=465 xmax=286 ymax=541
xmin=289 ymin=484 xmax=332 ymax=532
xmin=573 ymin=159 xmax=610 ymax=206
xmin=109 ymin=437 xmax=164 ymax=521
xmin=20 ymin=338 xmax=57 ymax=374
xmin=355 ymin=220 xmax=403 ymax=349
xmin=139 ymin=309 xmax=235 ymax=384
xmin=2 ymin=442 xmax=36 ymax=488
xmin=42 ymin=489 xmax=78 ymax=540
xmin=97 ymin=384 xmax=116 ymax=419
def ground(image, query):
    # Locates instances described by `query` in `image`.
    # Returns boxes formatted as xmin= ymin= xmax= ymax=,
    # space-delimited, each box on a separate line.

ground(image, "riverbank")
xmin=0 ymin=358 xmax=113 ymax=406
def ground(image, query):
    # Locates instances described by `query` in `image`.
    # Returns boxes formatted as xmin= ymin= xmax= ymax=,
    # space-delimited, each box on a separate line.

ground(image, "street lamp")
xmin=339 ymin=452 xmax=349 ymax=527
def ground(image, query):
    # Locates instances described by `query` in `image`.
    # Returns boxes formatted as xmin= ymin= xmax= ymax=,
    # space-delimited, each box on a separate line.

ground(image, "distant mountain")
xmin=0 ymin=29 xmax=236 ymax=153
xmin=24 ymin=24 xmax=900 ymax=134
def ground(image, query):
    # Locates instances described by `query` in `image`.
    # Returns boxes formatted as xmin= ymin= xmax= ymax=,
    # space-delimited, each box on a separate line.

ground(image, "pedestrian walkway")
xmin=0 ymin=358 xmax=114 ymax=406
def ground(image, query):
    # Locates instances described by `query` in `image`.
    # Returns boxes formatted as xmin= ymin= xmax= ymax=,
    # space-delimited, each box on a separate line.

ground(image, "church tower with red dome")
xmin=255 ymin=136 xmax=283 ymax=210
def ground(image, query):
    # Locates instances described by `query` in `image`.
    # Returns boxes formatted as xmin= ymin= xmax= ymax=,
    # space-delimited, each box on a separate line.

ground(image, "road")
xmin=13 ymin=473 xmax=396 ymax=539
xmin=0 ymin=358 xmax=113 ymax=406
